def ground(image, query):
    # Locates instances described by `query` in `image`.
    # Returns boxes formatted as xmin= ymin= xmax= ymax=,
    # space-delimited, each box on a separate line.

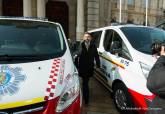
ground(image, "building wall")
xmin=46 ymin=0 xmax=76 ymax=40
xmin=110 ymin=0 xmax=164 ymax=26
xmin=0 ymin=0 xmax=77 ymax=40
xmin=87 ymin=0 xmax=100 ymax=30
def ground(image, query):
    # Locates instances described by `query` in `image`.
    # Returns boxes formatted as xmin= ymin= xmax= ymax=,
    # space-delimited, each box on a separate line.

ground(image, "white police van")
xmin=0 ymin=17 xmax=81 ymax=114
xmin=89 ymin=25 xmax=165 ymax=114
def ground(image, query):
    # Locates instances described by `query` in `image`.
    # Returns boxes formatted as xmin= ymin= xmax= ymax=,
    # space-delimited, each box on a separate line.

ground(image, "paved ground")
xmin=80 ymin=77 xmax=120 ymax=114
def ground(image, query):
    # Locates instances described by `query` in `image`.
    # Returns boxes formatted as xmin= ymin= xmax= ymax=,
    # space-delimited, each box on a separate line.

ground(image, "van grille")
xmin=0 ymin=102 xmax=45 ymax=114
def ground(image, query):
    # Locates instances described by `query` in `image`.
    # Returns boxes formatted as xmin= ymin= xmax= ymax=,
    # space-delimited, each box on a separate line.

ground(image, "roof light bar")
xmin=0 ymin=16 xmax=48 ymax=21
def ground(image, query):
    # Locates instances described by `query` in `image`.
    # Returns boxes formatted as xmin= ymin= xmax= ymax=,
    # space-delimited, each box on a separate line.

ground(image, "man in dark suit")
xmin=77 ymin=32 xmax=100 ymax=105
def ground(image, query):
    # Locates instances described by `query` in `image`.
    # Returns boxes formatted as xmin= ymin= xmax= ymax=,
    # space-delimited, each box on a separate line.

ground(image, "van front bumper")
xmin=0 ymin=94 xmax=81 ymax=114
xmin=34 ymin=94 xmax=81 ymax=114
xmin=128 ymin=88 xmax=155 ymax=114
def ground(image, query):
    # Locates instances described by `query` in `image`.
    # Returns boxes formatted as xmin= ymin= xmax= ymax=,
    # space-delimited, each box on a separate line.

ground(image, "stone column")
xmin=87 ymin=0 xmax=99 ymax=30
xmin=76 ymin=0 xmax=84 ymax=41
xmin=37 ymin=0 xmax=45 ymax=17
xmin=163 ymin=0 xmax=165 ymax=9
xmin=23 ymin=0 xmax=32 ymax=17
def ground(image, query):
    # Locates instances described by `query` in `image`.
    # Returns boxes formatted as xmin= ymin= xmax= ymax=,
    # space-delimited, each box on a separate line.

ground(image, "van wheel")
xmin=113 ymin=83 xmax=137 ymax=114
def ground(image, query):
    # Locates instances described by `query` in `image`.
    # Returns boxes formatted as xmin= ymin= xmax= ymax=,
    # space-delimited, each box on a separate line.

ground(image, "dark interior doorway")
xmin=46 ymin=1 xmax=69 ymax=38
xmin=3 ymin=0 xmax=23 ymax=16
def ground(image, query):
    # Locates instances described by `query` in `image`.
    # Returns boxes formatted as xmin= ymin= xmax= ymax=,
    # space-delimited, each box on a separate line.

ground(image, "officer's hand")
xmin=160 ymin=46 xmax=165 ymax=56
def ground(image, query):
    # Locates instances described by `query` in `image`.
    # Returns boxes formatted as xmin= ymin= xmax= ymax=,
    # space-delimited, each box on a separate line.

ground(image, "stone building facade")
xmin=77 ymin=0 xmax=165 ymax=40
xmin=0 ymin=0 xmax=164 ymax=41
xmin=111 ymin=0 xmax=165 ymax=26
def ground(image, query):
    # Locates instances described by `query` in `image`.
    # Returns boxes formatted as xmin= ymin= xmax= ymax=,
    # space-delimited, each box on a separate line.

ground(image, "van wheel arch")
xmin=112 ymin=80 xmax=138 ymax=114
xmin=112 ymin=79 xmax=123 ymax=92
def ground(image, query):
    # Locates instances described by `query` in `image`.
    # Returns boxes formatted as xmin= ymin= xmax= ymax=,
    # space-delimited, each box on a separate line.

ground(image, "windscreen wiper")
xmin=0 ymin=54 xmax=43 ymax=61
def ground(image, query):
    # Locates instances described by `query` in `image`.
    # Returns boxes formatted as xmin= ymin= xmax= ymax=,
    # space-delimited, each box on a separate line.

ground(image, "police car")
xmin=0 ymin=17 xmax=81 ymax=114
xmin=89 ymin=24 xmax=165 ymax=114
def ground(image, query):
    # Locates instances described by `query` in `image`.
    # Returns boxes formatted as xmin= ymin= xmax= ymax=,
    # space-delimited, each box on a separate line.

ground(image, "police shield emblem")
xmin=0 ymin=65 xmax=26 ymax=96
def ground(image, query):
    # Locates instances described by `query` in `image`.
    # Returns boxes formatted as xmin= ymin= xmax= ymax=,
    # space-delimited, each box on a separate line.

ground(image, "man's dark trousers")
xmin=82 ymin=76 xmax=90 ymax=104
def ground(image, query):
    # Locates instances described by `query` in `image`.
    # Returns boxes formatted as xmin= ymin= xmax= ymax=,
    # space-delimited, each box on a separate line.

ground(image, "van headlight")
xmin=139 ymin=62 xmax=151 ymax=79
xmin=56 ymin=71 xmax=80 ymax=112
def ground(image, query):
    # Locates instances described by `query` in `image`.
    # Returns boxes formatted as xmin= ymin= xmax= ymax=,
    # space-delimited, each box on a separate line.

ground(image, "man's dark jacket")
xmin=77 ymin=41 xmax=100 ymax=77
xmin=147 ymin=56 xmax=165 ymax=114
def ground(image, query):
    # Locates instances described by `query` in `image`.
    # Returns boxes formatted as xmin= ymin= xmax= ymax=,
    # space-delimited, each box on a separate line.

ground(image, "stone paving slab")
xmin=81 ymin=77 xmax=119 ymax=114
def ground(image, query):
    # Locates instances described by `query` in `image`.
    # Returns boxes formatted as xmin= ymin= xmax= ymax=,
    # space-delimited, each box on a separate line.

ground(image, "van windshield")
xmin=0 ymin=20 xmax=66 ymax=62
xmin=121 ymin=27 xmax=165 ymax=55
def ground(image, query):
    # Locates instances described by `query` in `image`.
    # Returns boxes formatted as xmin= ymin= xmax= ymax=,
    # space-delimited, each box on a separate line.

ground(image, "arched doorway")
xmin=46 ymin=1 xmax=69 ymax=38
xmin=3 ymin=0 xmax=23 ymax=16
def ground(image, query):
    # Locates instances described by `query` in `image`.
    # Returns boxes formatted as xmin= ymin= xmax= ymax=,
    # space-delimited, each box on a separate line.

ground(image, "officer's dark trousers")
xmin=82 ymin=77 xmax=90 ymax=104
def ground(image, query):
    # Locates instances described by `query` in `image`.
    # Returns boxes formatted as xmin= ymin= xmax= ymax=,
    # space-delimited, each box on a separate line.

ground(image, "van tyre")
xmin=113 ymin=83 xmax=137 ymax=114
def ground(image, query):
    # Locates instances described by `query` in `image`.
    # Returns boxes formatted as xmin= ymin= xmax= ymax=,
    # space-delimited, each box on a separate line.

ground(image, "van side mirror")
xmin=111 ymin=41 xmax=122 ymax=54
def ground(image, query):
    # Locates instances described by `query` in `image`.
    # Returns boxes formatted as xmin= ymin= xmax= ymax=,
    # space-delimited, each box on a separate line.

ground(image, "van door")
xmin=99 ymin=29 xmax=114 ymax=85
xmin=90 ymin=31 xmax=106 ymax=79
xmin=100 ymin=29 xmax=132 ymax=86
